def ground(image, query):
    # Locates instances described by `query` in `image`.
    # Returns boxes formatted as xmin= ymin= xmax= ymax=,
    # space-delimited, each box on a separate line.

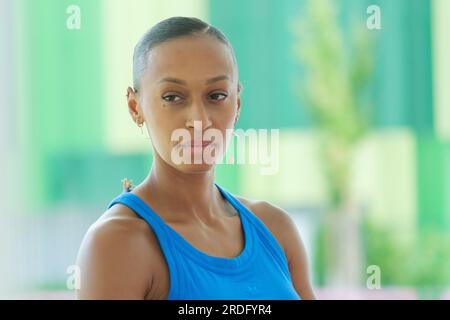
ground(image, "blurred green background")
xmin=0 ymin=0 xmax=449 ymax=299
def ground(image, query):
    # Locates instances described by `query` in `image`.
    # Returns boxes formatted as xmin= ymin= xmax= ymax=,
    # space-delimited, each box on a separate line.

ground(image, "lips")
xmin=180 ymin=140 xmax=212 ymax=147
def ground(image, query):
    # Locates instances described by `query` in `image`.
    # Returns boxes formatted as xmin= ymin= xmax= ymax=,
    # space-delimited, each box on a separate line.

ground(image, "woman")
xmin=76 ymin=16 xmax=315 ymax=300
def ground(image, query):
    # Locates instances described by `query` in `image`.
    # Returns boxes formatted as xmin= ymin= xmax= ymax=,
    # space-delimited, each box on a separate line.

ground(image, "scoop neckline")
xmin=125 ymin=183 xmax=255 ymax=273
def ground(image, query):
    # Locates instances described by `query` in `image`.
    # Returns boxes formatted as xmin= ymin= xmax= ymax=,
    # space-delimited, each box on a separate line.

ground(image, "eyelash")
xmin=162 ymin=92 xmax=228 ymax=104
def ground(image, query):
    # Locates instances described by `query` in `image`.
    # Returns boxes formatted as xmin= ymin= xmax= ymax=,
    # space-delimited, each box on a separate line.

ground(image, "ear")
xmin=234 ymin=94 xmax=241 ymax=125
xmin=127 ymin=86 xmax=142 ymax=124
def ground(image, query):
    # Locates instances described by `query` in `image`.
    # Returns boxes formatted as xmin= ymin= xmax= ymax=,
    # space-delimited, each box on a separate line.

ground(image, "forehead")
xmin=143 ymin=35 xmax=237 ymax=83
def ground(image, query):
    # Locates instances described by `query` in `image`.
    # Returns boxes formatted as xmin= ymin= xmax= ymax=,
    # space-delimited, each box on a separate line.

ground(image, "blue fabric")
xmin=107 ymin=182 xmax=301 ymax=300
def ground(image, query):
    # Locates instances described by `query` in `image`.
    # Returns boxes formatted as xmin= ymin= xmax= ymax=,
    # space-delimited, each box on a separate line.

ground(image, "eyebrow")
xmin=157 ymin=75 xmax=230 ymax=86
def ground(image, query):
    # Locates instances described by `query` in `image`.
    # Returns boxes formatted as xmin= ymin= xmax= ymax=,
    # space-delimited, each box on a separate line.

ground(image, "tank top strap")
xmin=107 ymin=190 xmax=168 ymax=233
xmin=214 ymin=183 xmax=291 ymax=276
xmin=106 ymin=190 xmax=182 ymax=299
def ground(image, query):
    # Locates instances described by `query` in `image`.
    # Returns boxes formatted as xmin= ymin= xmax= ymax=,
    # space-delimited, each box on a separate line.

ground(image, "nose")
xmin=185 ymin=100 xmax=212 ymax=130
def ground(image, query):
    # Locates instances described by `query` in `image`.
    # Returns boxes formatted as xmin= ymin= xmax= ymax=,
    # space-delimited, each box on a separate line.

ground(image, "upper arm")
xmin=252 ymin=201 xmax=316 ymax=300
xmin=75 ymin=217 xmax=153 ymax=299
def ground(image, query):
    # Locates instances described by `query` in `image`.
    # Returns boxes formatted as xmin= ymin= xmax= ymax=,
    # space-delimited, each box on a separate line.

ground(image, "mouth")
xmin=179 ymin=140 xmax=213 ymax=148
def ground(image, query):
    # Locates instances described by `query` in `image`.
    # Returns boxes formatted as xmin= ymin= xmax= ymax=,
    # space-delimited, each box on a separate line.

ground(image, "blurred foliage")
xmin=293 ymin=0 xmax=375 ymax=287
xmin=314 ymin=216 xmax=450 ymax=294
xmin=292 ymin=0 xmax=373 ymax=208
xmin=313 ymin=222 xmax=327 ymax=287
xmin=363 ymin=218 xmax=450 ymax=298
xmin=294 ymin=1 xmax=449 ymax=293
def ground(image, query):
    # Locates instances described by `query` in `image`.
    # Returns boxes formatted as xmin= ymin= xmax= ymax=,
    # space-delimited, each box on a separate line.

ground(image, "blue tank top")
xmin=107 ymin=182 xmax=301 ymax=300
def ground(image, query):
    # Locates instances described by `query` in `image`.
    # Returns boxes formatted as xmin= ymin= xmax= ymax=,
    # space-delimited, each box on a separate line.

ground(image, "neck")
xmin=139 ymin=153 xmax=225 ymax=224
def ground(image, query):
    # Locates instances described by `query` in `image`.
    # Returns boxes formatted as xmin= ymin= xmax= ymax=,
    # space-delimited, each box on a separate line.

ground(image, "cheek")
xmin=143 ymin=97 xmax=167 ymax=130
xmin=142 ymin=105 xmax=168 ymax=145
xmin=146 ymin=111 xmax=183 ymax=149
xmin=147 ymin=117 xmax=175 ymax=144
xmin=216 ymin=98 xmax=237 ymax=120
xmin=221 ymin=106 xmax=238 ymax=128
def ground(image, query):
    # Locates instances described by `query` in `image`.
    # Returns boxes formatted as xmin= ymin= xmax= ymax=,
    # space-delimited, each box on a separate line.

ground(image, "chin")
xmin=173 ymin=162 xmax=217 ymax=174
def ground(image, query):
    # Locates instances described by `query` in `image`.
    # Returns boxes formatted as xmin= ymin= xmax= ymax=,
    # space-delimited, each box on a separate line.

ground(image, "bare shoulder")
xmin=235 ymin=196 xmax=298 ymax=250
xmin=235 ymin=195 xmax=316 ymax=300
xmin=75 ymin=204 xmax=165 ymax=299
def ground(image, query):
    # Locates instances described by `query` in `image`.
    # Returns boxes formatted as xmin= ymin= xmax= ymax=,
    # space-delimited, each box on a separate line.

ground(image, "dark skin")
xmin=76 ymin=34 xmax=316 ymax=300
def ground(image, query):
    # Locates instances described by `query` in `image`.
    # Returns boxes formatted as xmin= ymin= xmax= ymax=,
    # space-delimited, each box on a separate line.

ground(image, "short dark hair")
xmin=132 ymin=16 xmax=241 ymax=92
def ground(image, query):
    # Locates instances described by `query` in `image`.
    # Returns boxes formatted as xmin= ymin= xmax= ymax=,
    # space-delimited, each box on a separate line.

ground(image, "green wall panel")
xmin=372 ymin=0 xmax=433 ymax=131
xmin=46 ymin=153 xmax=152 ymax=208
xmin=20 ymin=0 xmax=104 ymax=207
xmin=417 ymin=135 xmax=449 ymax=230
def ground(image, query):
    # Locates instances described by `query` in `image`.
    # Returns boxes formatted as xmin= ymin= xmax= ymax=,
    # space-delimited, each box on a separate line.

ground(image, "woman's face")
xmin=129 ymin=34 xmax=240 ymax=173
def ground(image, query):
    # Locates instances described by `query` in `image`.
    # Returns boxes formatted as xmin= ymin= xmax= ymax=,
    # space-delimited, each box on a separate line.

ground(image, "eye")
xmin=162 ymin=94 xmax=183 ymax=103
xmin=209 ymin=92 xmax=228 ymax=101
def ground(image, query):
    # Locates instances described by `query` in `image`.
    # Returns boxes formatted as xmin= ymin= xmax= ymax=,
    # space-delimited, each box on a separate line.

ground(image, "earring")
xmin=137 ymin=121 xmax=144 ymax=135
